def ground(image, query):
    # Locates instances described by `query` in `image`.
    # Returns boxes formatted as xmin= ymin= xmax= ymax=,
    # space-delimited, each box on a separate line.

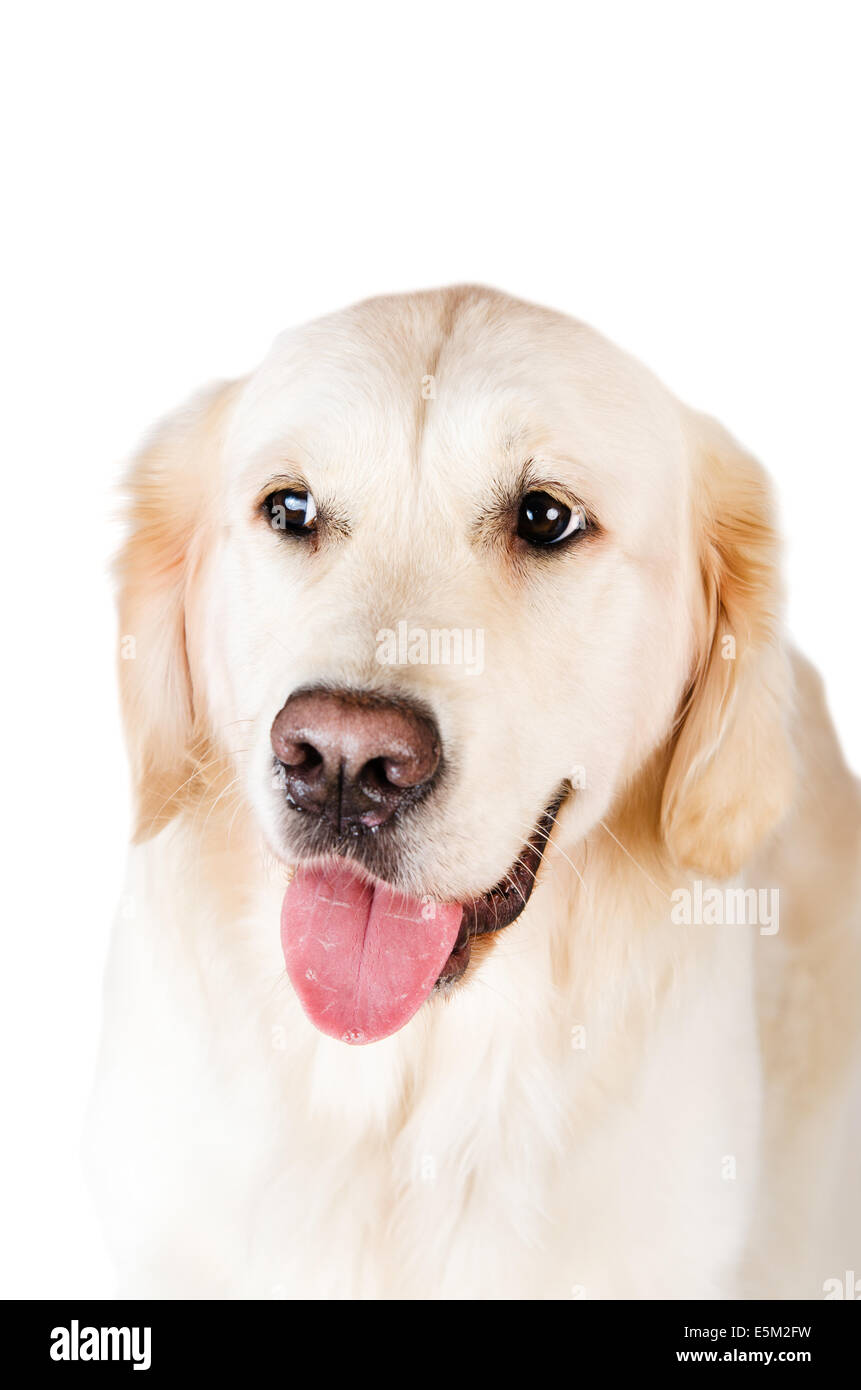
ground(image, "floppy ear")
xmin=116 ymin=381 xmax=241 ymax=841
xmin=660 ymin=410 xmax=795 ymax=879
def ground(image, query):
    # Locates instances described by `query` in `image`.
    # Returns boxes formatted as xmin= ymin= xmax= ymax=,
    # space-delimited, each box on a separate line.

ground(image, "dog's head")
xmin=117 ymin=287 xmax=793 ymax=1042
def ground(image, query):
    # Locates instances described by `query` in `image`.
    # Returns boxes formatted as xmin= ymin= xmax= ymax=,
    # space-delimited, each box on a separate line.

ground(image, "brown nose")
xmin=270 ymin=688 xmax=442 ymax=832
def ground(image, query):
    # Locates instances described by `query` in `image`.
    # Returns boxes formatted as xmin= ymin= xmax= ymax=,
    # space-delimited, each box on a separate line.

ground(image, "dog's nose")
xmin=270 ymin=688 xmax=441 ymax=831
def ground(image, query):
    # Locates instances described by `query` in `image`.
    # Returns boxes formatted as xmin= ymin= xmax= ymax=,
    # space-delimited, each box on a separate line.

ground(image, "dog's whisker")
xmin=142 ymin=755 xmax=237 ymax=835
xmin=515 ymin=817 xmax=592 ymax=905
xmin=504 ymin=863 xmax=531 ymax=909
xmin=143 ymin=745 xmax=260 ymax=837
xmin=539 ymin=836 xmax=592 ymax=903
xmin=187 ymin=776 xmax=244 ymax=885
xmin=596 ymin=820 xmax=670 ymax=901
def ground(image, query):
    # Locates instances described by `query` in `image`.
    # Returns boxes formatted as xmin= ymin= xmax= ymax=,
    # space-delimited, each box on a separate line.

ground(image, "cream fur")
xmin=89 ymin=287 xmax=861 ymax=1299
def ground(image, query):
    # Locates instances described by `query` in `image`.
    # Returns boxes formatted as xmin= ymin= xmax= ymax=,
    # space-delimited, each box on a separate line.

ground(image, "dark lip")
xmin=435 ymin=786 xmax=568 ymax=989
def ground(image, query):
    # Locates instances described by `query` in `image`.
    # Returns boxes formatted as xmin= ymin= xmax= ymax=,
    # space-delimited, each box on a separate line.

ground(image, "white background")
xmin=1 ymin=1 xmax=858 ymax=1296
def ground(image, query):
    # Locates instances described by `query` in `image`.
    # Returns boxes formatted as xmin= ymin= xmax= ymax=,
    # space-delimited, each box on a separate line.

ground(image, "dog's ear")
xmin=116 ymin=381 xmax=241 ymax=841
xmin=660 ymin=410 xmax=795 ymax=879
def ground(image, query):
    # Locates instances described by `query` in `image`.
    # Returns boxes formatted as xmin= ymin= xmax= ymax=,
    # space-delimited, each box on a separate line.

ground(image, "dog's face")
xmin=119 ymin=288 xmax=792 ymax=1042
xmin=210 ymin=292 xmax=696 ymax=891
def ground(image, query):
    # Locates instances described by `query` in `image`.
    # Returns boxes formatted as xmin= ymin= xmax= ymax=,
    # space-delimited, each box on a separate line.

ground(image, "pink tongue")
xmin=281 ymin=863 xmax=463 ymax=1044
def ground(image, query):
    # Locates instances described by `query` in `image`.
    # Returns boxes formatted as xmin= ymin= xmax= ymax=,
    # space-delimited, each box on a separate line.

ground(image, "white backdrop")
xmin=2 ymin=1 xmax=858 ymax=1296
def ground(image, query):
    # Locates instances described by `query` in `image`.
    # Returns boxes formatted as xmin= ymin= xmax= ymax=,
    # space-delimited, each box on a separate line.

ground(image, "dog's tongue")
xmin=281 ymin=863 xmax=463 ymax=1044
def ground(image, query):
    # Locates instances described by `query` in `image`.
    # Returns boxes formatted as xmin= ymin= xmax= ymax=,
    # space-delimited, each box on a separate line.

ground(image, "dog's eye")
xmin=516 ymin=491 xmax=587 ymax=546
xmin=263 ymin=488 xmax=318 ymax=535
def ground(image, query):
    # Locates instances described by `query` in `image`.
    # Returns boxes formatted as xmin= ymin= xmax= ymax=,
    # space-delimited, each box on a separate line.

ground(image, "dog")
xmin=89 ymin=286 xmax=861 ymax=1298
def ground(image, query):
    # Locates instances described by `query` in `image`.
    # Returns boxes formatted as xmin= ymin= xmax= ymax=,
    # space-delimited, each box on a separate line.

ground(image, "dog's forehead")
xmin=229 ymin=289 xmax=684 ymax=506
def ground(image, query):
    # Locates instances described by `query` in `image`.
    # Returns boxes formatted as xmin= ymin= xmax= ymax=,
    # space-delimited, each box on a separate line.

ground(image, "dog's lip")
xmin=278 ymin=783 xmax=569 ymax=992
xmin=435 ymin=785 xmax=568 ymax=989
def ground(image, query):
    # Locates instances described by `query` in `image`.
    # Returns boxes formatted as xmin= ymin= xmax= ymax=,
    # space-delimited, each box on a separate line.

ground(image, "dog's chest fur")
xmin=89 ymin=823 xmax=762 ymax=1299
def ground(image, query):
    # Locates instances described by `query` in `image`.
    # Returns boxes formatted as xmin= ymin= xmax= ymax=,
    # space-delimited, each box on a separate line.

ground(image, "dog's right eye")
xmin=263 ymin=488 xmax=318 ymax=535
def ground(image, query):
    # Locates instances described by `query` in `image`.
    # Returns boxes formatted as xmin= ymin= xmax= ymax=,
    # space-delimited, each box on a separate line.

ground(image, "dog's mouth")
xmin=280 ymin=788 xmax=567 ymax=1045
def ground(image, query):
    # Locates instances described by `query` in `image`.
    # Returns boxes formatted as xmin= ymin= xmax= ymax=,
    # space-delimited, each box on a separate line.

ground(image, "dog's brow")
xmin=470 ymin=459 xmax=536 ymax=542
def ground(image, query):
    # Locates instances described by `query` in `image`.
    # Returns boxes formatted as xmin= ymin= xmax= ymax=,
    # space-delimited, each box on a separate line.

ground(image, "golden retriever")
xmin=89 ymin=286 xmax=861 ymax=1298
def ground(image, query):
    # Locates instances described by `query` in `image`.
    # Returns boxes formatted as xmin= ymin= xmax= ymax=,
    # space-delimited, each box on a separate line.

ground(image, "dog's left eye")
xmin=263 ymin=488 xmax=318 ymax=535
xmin=517 ymin=491 xmax=587 ymax=546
